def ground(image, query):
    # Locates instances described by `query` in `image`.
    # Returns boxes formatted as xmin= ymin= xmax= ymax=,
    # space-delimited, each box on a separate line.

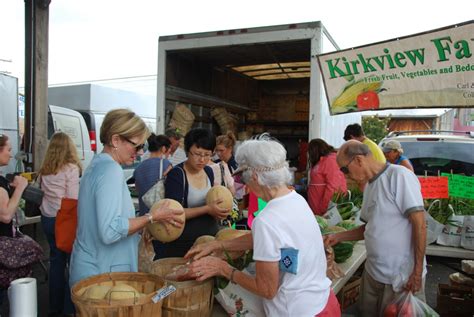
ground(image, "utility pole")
xmin=24 ymin=0 xmax=50 ymax=172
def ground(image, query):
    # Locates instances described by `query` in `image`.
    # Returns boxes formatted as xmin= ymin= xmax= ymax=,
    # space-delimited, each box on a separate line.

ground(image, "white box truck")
xmin=156 ymin=21 xmax=362 ymax=165
xmin=48 ymin=84 xmax=157 ymax=181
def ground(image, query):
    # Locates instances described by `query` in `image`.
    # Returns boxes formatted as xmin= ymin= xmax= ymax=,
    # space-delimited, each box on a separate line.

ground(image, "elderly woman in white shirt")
xmin=186 ymin=134 xmax=340 ymax=316
xmin=39 ymin=132 xmax=82 ymax=316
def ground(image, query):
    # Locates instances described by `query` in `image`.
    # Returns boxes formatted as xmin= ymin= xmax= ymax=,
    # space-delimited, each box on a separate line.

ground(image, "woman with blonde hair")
xmin=214 ymin=131 xmax=238 ymax=173
xmin=39 ymin=132 xmax=82 ymax=316
xmin=69 ymin=109 xmax=184 ymax=288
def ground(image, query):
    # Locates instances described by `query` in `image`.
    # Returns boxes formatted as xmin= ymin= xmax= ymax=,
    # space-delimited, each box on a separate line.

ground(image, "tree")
xmin=362 ymin=115 xmax=390 ymax=144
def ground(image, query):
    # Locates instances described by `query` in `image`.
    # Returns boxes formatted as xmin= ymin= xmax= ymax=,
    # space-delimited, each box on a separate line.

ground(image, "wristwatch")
xmin=146 ymin=213 xmax=154 ymax=224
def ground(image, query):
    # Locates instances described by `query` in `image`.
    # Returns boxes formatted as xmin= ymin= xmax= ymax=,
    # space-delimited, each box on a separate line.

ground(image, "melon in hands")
xmin=206 ymin=185 xmax=233 ymax=211
xmin=215 ymin=228 xmax=250 ymax=259
xmin=193 ymin=235 xmax=216 ymax=247
xmin=147 ymin=199 xmax=185 ymax=243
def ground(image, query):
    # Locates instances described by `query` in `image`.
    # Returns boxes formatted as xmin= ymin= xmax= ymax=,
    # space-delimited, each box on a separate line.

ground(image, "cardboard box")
xmin=337 ymin=276 xmax=361 ymax=311
xmin=437 ymin=284 xmax=474 ymax=316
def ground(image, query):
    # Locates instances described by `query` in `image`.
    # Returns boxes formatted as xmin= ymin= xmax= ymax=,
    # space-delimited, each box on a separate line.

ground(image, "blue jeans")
xmin=41 ymin=215 xmax=75 ymax=315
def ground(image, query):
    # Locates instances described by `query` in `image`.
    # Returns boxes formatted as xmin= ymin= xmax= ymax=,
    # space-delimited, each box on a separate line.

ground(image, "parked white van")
xmin=49 ymin=105 xmax=94 ymax=171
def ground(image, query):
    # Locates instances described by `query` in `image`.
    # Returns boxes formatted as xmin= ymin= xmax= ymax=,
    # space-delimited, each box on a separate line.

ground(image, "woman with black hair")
xmin=134 ymin=133 xmax=172 ymax=216
xmin=163 ymin=128 xmax=230 ymax=258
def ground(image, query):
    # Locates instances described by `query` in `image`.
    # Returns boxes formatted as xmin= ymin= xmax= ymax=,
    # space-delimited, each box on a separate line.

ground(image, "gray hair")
xmin=341 ymin=141 xmax=371 ymax=159
xmin=235 ymin=134 xmax=291 ymax=187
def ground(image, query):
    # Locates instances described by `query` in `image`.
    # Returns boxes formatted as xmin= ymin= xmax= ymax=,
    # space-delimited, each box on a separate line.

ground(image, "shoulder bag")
xmin=0 ymin=230 xmax=44 ymax=288
xmin=23 ymin=174 xmax=43 ymax=217
xmin=55 ymin=198 xmax=78 ymax=253
xmin=142 ymin=159 xmax=165 ymax=208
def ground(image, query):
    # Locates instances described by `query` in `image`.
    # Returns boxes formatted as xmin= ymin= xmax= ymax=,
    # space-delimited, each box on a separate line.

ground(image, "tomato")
xmin=383 ymin=303 xmax=398 ymax=317
xmin=356 ymin=91 xmax=380 ymax=110
xmin=399 ymin=301 xmax=413 ymax=317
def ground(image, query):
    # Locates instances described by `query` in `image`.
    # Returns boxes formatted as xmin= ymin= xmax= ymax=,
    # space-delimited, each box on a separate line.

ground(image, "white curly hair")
xmin=235 ymin=133 xmax=291 ymax=187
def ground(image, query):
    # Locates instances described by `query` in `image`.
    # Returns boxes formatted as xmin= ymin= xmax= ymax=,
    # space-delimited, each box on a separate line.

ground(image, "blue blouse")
xmin=69 ymin=153 xmax=138 ymax=287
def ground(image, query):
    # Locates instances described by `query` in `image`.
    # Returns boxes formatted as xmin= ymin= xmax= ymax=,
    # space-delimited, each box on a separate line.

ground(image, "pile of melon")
xmin=147 ymin=199 xmax=186 ymax=243
xmin=82 ymin=283 xmax=146 ymax=301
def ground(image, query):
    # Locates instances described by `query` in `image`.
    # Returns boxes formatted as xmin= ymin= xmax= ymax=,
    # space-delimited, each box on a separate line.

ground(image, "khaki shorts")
xmin=359 ymin=270 xmax=426 ymax=317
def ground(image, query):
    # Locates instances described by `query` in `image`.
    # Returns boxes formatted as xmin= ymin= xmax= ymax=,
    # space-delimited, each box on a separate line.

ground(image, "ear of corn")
xmin=332 ymin=80 xmax=382 ymax=109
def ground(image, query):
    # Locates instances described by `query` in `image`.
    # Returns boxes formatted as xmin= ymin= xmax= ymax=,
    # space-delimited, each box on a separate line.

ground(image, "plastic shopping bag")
xmin=323 ymin=202 xmax=343 ymax=227
xmin=214 ymin=263 xmax=265 ymax=317
xmin=436 ymin=214 xmax=464 ymax=247
xmin=425 ymin=211 xmax=445 ymax=245
xmin=383 ymin=291 xmax=439 ymax=317
xmin=461 ymin=215 xmax=474 ymax=250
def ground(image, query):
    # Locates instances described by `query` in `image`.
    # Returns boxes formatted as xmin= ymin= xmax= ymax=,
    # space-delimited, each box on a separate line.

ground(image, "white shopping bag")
xmin=323 ymin=202 xmax=343 ymax=227
xmin=425 ymin=212 xmax=445 ymax=245
xmin=436 ymin=215 xmax=464 ymax=247
xmin=214 ymin=263 xmax=265 ymax=317
xmin=461 ymin=215 xmax=474 ymax=250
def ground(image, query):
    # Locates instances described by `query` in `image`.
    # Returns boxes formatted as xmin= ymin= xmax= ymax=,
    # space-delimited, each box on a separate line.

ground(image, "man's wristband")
xmin=230 ymin=267 xmax=237 ymax=284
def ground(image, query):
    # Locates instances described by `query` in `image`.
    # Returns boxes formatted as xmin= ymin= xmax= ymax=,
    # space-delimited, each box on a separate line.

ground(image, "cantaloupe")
xmin=193 ymin=235 xmax=216 ymax=246
xmin=215 ymin=228 xmax=250 ymax=241
xmin=107 ymin=284 xmax=140 ymax=300
xmin=84 ymin=285 xmax=111 ymax=300
xmin=146 ymin=199 xmax=185 ymax=243
xmin=215 ymin=228 xmax=250 ymax=259
xmin=206 ymin=185 xmax=233 ymax=211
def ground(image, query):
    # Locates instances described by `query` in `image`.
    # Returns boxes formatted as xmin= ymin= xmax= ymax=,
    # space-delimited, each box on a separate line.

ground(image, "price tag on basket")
xmin=152 ymin=285 xmax=177 ymax=303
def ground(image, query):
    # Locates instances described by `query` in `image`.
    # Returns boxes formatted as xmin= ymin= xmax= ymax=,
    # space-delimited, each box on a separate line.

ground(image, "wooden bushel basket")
xmin=150 ymin=257 xmax=214 ymax=317
xmin=71 ymin=272 xmax=165 ymax=317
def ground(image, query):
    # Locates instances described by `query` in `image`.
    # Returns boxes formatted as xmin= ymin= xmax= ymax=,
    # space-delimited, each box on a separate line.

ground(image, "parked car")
xmin=379 ymin=130 xmax=474 ymax=176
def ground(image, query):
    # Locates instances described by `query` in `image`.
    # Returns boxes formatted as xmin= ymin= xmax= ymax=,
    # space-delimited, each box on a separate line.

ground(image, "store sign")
xmin=441 ymin=173 xmax=474 ymax=199
xmin=317 ymin=21 xmax=474 ymax=115
xmin=418 ymin=176 xmax=449 ymax=199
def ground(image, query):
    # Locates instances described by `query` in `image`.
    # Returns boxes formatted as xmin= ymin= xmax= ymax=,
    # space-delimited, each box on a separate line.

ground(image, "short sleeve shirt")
xmin=252 ymin=191 xmax=331 ymax=316
xmin=361 ymin=164 xmax=426 ymax=283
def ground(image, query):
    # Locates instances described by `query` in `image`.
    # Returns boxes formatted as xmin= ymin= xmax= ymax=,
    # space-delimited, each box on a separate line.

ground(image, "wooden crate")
xmin=336 ymin=276 xmax=361 ymax=311
xmin=437 ymin=284 xmax=474 ymax=316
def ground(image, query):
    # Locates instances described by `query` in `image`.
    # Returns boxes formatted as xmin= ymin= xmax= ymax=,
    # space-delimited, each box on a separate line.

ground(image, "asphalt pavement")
xmin=0 ymin=222 xmax=464 ymax=317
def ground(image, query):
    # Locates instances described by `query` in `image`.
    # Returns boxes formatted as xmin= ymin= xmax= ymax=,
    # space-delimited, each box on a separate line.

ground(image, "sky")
xmin=1 ymin=0 xmax=473 ymax=96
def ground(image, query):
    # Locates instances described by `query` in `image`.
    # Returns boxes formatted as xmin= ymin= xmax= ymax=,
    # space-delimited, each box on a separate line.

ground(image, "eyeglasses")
xmin=339 ymin=156 xmax=357 ymax=175
xmin=189 ymin=151 xmax=212 ymax=160
xmin=121 ymin=136 xmax=146 ymax=152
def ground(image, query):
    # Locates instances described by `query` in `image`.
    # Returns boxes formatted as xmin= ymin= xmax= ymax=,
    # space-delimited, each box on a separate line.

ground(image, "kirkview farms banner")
xmin=317 ymin=21 xmax=474 ymax=115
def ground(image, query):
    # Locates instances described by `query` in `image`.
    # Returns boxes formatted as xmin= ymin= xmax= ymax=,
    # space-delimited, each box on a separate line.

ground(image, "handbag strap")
xmin=220 ymin=163 xmax=226 ymax=186
xmin=178 ymin=167 xmax=186 ymax=206
xmin=158 ymin=158 xmax=163 ymax=180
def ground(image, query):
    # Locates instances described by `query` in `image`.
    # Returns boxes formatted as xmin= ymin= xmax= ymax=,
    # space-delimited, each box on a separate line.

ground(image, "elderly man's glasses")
xmin=122 ymin=136 xmax=146 ymax=152
xmin=340 ymin=156 xmax=357 ymax=175
xmin=189 ymin=151 xmax=212 ymax=160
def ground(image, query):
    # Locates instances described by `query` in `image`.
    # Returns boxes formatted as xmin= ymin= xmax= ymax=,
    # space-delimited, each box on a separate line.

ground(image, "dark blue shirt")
xmin=162 ymin=164 xmax=217 ymax=258
xmin=133 ymin=157 xmax=171 ymax=215
xmin=214 ymin=155 xmax=238 ymax=174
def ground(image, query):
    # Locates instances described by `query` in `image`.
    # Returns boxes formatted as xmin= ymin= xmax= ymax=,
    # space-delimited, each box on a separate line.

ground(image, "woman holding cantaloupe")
xmin=186 ymin=134 xmax=340 ymax=316
xmin=69 ymin=109 xmax=184 ymax=289
xmin=162 ymin=128 xmax=232 ymax=258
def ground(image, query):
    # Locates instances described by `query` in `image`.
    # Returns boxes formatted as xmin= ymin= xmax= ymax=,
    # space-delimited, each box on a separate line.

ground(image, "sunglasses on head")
xmin=121 ymin=136 xmax=146 ymax=152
